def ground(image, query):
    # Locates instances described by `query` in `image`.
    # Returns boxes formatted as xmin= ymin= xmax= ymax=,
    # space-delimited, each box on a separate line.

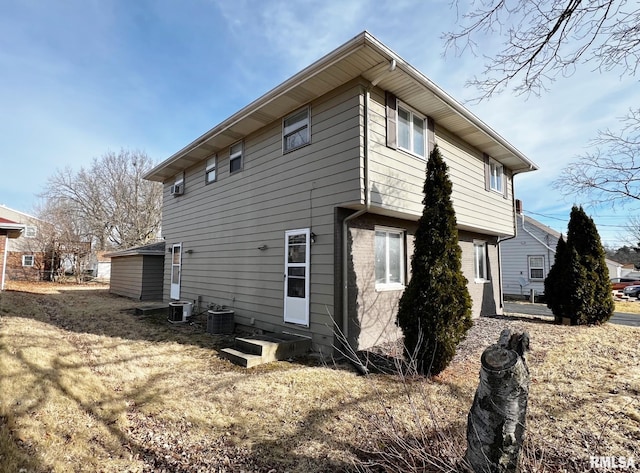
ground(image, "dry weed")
xmin=0 ymin=281 xmax=638 ymax=472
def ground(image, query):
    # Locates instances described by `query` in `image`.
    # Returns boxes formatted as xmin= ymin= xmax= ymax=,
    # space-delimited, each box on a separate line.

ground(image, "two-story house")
xmin=0 ymin=205 xmax=47 ymax=282
xmin=144 ymin=32 xmax=538 ymax=354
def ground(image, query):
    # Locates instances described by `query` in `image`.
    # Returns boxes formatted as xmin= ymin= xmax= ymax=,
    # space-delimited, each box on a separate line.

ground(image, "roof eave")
xmin=145 ymin=31 xmax=538 ymax=182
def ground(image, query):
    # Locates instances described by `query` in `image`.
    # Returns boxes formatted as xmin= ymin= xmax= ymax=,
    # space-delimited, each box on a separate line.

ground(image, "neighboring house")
xmin=105 ymin=241 xmax=165 ymax=301
xmin=0 ymin=217 xmax=25 ymax=290
xmin=143 ymin=31 xmax=538 ymax=353
xmin=0 ymin=205 xmax=48 ymax=282
xmin=501 ymin=204 xmax=622 ymax=298
xmin=86 ymin=250 xmax=112 ymax=282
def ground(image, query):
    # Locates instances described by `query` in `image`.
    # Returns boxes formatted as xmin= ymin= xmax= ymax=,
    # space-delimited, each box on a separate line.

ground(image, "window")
xmin=283 ymin=107 xmax=310 ymax=152
xmin=375 ymin=227 xmax=405 ymax=289
xmin=398 ymin=104 xmax=426 ymax=158
xmin=25 ymin=226 xmax=37 ymax=238
xmin=22 ymin=255 xmax=34 ymax=267
xmin=474 ymin=241 xmax=488 ymax=281
xmin=528 ymin=256 xmax=545 ymax=280
xmin=489 ymin=159 xmax=504 ymax=193
xmin=229 ymin=142 xmax=243 ymax=174
xmin=205 ymin=155 xmax=217 ymax=183
xmin=171 ymin=176 xmax=184 ymax=196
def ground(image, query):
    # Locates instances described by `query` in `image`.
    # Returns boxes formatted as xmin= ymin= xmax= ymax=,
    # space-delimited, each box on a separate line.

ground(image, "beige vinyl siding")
xmin=367 ymin=88 xmax=515 ymax=236
xmin=437 ymin=127 xmax=514 ymax=235
xmin=110 ymin=256 xmax=144 ymax=300
xmin=161 ymin=81 xmax=364 ymax=350
xmin=367 ymin=88 xmax=425 ymax=216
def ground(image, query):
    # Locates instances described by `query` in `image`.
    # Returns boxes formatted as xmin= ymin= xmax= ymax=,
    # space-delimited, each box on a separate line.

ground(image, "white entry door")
xmin=170 ymin=243 xmax=182 ymax=300
xmin=284 ymin=229 xmax=310 ymax=326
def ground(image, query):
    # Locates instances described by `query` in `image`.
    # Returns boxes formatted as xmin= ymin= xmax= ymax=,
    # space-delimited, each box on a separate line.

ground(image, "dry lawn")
xmin=0 ymin=282 xmax=638 ymax=472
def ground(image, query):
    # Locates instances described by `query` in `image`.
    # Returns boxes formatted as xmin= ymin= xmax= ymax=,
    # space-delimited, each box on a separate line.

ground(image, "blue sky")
xmin=2 ymin=0 xmax=638 ymax=247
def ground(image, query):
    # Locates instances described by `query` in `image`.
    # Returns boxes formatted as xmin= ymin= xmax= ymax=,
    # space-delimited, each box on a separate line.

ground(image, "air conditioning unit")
xmin=170 ymin=183 xmax=184 ymax=196
xmin=168 ymin=301 xmax=192 ymax=323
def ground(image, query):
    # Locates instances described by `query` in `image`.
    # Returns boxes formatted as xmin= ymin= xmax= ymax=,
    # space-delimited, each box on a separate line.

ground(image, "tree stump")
xmin=465 ymin=329 xmax=530 ymax=473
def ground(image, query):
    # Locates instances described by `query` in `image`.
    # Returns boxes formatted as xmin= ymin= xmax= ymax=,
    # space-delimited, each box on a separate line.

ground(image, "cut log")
xmin=465 ymin=329 xmax=530 ymax=473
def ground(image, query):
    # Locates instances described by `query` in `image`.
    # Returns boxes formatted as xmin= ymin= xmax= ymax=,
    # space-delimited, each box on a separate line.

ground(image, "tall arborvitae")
xmin=544 ymin=206 xmax=614 ymax=325
xmin=544 ymin=235 xmax=569 ymax=323
xmin=566 ymin=205 xmax=614 ymax=324
xmin=396 ymin=145 xmax=472 ymax=376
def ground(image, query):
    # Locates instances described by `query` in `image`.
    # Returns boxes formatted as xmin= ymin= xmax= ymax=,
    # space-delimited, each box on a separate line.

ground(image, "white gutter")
xmin=341 ymin=59 xmax=396 ymax=345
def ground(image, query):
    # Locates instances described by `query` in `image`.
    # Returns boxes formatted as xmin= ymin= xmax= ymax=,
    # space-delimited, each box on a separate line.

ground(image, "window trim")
xmin=205 ymin=155 xmax=217 ymax=184
xmin=473 ymin=240 xmax=489 ymax=283
xmin=229 ymin=141 xmax=243 ymax=174
xmin=489 ymin=158 xmax=504 ymax=194
xmin=528 ymin=255 xmax=545 ymax=280
xmin=397 ymin=102 xmax=426 ymax=159
xmin=282 ymin=106 xmax=311 ymax=153
xmin=22 ymin=255 xmax=35 ymax=267
xmin=374 ymin=226 xmax=406 ymax=291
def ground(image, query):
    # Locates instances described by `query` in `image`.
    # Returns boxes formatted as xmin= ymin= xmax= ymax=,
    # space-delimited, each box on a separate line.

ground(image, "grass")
xmin=0 ymin=281 xmax=638 ymax=472
xmin=614 ymin=299 xmax=640 ymax=314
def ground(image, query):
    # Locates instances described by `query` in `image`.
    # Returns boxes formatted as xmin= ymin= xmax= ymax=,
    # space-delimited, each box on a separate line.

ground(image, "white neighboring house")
xmin=501 ymin=205 xmax=621 ymax=299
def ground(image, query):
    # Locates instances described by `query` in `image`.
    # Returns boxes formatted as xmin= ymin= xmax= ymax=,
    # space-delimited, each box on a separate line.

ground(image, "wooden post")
xmin=465 ymin=329 xmax=530 ymax=473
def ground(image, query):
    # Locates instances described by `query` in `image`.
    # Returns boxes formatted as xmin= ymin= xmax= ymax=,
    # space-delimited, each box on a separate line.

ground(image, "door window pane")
xmin=287 ymin=278 xmax=306 ymax=298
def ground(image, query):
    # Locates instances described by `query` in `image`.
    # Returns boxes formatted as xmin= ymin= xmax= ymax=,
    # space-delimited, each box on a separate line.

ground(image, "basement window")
xmin=375 ymin=227 xmax=405 ymax=290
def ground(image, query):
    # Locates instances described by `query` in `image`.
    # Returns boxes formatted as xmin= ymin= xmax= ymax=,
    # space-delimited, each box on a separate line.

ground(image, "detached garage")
xmin=105 ymin=241 xmax=165 ymax=301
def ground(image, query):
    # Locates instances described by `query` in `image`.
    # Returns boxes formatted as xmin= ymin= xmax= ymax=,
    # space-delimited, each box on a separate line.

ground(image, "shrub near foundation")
xmin=396 ymin=145 xmax=472 ymax=376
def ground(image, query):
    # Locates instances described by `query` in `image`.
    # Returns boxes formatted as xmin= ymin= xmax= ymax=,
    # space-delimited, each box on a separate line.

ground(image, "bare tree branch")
xmin=443 ymin=0 xmax=632 ymax=100
xmin=554 ymin=108 xmax=640 ymax=205
xmin=41 ymin=149 xmax=162 ymax=251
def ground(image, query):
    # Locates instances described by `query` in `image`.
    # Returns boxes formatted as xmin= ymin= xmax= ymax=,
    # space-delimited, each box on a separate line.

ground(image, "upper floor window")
xmin=489 ymin=159 xmax=504 ymax=193
xmin=398 ymin=104 xmax=426 ymax=158
xmin=22 ymin=255 xmax=34 ymax=267
xmin=474 ymin=241 xmax=488 ymax=282
xmin=25 ymin=226 xmax=37 ymax=238
xmin=283 ymin=107 xmax=310 ymax=152
xmin=528 ymin=255 xmax=545 ymax=280
xmin=230 ymin=142 xmax=243 ymax=174
xmin=170 ymin=175 xmax=184 ymax=196
xmin=205 ymin=155 xmax=217 ymax=183
xmin=375 ymin=227 xmax=405 ymax=290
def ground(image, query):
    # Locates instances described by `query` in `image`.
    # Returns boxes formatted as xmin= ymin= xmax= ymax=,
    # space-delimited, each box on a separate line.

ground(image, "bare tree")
xmin=443 ymin=0 xmax=639 ymax=99
xmin=41 ymin=149 xmax=162 ymax=251
xmin=444 ymin=0 xmax=640 ymax=207
xmin=554 ymin=108 xmax=640 ymax=204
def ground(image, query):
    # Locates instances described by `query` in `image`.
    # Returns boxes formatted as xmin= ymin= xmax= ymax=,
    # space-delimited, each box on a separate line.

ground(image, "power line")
xmin=524 ymin=210 xmax=632 ymax=229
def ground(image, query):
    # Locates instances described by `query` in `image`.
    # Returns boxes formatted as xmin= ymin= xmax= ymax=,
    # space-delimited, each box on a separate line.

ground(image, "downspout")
xmin=496 ymin=176 xmax=518 ymax=309
xmin=341 ymin=59 xmax=396 ymax=343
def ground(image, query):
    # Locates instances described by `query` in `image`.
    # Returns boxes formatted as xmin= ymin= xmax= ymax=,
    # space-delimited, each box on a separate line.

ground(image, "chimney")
xmin=515 ymin=199 xmax=523 ymax=215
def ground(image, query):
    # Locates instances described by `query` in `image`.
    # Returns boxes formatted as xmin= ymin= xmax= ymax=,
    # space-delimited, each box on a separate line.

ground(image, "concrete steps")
xmin=220 ymin=333 xmax=312 ymax=368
